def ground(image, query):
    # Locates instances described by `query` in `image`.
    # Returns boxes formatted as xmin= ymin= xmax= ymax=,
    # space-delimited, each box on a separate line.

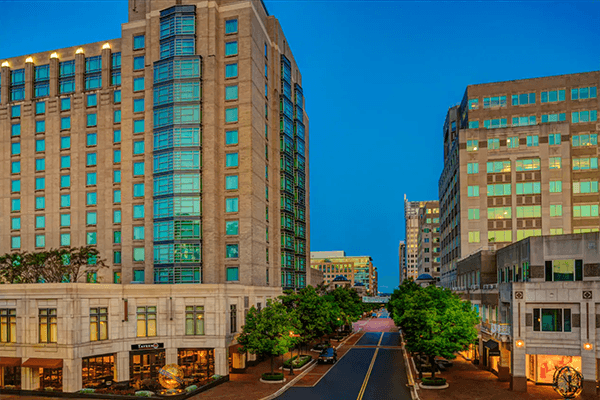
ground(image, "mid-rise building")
xmin=310 ymin=252 xmax=378 ymax=295
xmin=440 ymin=71 xmax=600 ymax=288
xmin=0 ymin=0 xmax=309 ymax=392
xmin=404 ymin=195 xmax=431 ymax=281
xmin=416 ymin=200 xmax=440 ymax=279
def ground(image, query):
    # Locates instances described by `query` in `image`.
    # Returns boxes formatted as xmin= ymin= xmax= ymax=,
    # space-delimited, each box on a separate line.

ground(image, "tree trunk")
xmin=429 ymin=355 xmax=436 ymax=379
xmin=270 ymin=355 xmax=274 ymax=375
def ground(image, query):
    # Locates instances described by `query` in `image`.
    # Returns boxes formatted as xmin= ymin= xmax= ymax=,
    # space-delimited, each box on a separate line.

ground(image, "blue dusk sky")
xmin=1 ymin=1 xmax=599 ymax=293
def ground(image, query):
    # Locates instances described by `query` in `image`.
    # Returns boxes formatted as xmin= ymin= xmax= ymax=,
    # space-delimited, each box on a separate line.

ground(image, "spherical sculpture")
xmin=158 ymin=364 xmax=184 ymax=390
xmin=553 ymin=365 xmax=583 ymax=399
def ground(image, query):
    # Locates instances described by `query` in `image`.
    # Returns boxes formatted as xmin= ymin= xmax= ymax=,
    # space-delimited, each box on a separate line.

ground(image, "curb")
xmin=400 ymin=331 xmax=421 ymax=400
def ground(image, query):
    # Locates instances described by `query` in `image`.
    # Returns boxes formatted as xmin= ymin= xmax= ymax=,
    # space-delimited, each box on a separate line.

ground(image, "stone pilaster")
xmin=24 ymin=61 xmax=34 ymax=101
xmin=75 ymin=52 xmax=85 ymax=93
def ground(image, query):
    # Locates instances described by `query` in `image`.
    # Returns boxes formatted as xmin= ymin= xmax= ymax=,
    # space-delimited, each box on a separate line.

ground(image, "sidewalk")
xmin=413 ymin=354 xmax=563 ymax=400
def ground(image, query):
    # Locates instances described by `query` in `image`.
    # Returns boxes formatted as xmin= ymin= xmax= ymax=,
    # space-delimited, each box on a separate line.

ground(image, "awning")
xmin=0 ymin=357 xmax=21 ymax=367
xmin=22 ymin=358 xmax=63 ymax=369
xmin=484 ymin=340 xmax=499 ymax=350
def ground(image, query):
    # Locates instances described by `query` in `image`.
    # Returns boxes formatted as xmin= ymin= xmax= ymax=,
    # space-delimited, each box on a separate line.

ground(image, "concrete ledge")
xmin=419 ymin=382 xmax=449 ymax=390
xmin=259 ymin=378 xmax=287 ymax=384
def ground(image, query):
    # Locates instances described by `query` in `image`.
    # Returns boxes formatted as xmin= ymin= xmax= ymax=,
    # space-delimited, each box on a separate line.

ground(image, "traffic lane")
xmin=380 ymin=332 xmax=400 ymax=347
xmin=355 ymin=332 xmax=382 ymax=346
xmin=277 ymin=348 xmax=376 ymax=400
xmin=362 ymin=349 xmax=412 ymax=400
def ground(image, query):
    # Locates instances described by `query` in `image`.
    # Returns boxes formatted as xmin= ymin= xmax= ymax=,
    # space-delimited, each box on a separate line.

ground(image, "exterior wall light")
xmin=102 ymin=43 xmax=111 ymax=49
xmin=50 ymin=52 xmax=59 ymax=59
xmin=584 ymin=343 xmax=593 ymax=350
xmin=1 ymin=61 xmax=9 ymax=67
xmin=25 ymin=57 xmax=34 ymax=63
xmin=76 ymin=48 xmax=84 ymax=54
xmin=515 ymin=340 xmax=524 ymax=348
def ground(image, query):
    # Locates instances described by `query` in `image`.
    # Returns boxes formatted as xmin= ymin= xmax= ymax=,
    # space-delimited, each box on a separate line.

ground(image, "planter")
xmin=280 ymin=358 xmax=315 ymax=372
xmin=260 ymin=372 xmax=286 ymax=384
xmin=419 ymin=382 xmax=449 ymax=390
xmin=420 ymin=377 xmax=448 ymax=389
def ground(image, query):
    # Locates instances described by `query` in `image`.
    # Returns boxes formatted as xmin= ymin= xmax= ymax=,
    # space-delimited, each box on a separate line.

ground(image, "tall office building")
xmin=416 ymin=201 xmax=440 ymax=279
xmin=310 ymin=251 xmax=378 ymax=295
xmin=404 ymin=195 xmax=435 ymax=281
xmin=0 ymin=0 xmax=309 ymax=392
xmin=0 ymin=0 xmax=309 ymax=289
xmin=439 ymin=71 xmax=599 ymax=288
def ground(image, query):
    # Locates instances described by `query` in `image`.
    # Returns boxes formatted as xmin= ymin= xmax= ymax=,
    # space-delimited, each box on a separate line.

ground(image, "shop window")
xmin=82 ymin=354 xmax=115 ymax=388
xmin=136 ymin=306 xmax=157 ymax=337
xmin=0 ymin=308 xmax=17 ymax=343
xmin=39 ymin=308 xmax=57 ymax=343
xmin=40 ymin=368 xmax=62 ymax=391
xmin=185 ymin=306 xmax=205 ymax=335
xmin=130 ymin=350 xmax=165 ymax=382
xmin=3 ymin=366 xmax=21 ymax=388
xmin=177 ymin=349 xmax=214 ymax=386
xmin=533 ymin=308 xmax=571 ymax=332
xmin=90 ymin=308 xmax=108 ymax=341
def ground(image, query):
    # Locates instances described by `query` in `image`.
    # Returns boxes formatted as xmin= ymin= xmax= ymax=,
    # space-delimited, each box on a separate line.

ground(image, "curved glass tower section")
xmin=153 ymin=5 xmax=203 ymax=284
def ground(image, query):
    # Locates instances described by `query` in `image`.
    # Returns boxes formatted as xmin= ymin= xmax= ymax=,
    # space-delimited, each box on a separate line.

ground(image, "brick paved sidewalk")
xmin=412 ymin=354 xmax=563 ymax=400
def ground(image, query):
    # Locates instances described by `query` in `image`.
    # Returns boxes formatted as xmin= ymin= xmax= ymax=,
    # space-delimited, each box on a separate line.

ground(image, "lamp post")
xmin=289 ymin=331 xmax=300 ymax=376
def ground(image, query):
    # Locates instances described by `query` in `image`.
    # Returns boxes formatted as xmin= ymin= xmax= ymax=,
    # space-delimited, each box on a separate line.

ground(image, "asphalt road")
xmin=277 ymin=324 xmax=411 ymax=400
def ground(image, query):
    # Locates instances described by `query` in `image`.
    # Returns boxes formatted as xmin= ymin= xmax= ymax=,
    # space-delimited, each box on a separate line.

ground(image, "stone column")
xmin=75 ymin=52 xmax=85 ymax=93
xmin=510 ymin=288 xmax=527 ymax=392
xmin=214 ymin=347 xmax=228 ymax=376
xmin=581 ymin=296 xmax=597 ymax=399
xmin=498 ymin=343 xmax=511 ymax=381
xmin=101 ymin=47 xmax=112 ymax=90
xmin=63 ymin=358 xmax=82 ymax=392
xmin=24 ymin=61 xmax=34 ymax=101
xmin=117 ymin=351 xmax=130 ymax=382
xmin=0 ymin=65 xmax=9 ymax=105
xmin=22 ymin=367 xmax=40 ymax=390
xmin=49 ymin=57 xmax=59 ymax=98
xmin=166 ymin=347 xmax=177 ymax=365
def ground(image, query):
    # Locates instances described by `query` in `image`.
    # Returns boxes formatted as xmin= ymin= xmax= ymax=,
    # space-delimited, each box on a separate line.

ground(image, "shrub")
xmin=79 ymin=388 xmax=96 ymax=394
xmin=184 ymin=385 xmax=198 ymax=393
xmin=262 ymin=372 xmax=284 ymax=381
xmin=421 ymin=377 xmax=446 ymax=386
xmin=211 ymin=374 xmax=222 ymax=380
xmin=134 ymin=390 xmax=154 ymax=397
xmin=283 ymin=355 xmax=312 ymax=368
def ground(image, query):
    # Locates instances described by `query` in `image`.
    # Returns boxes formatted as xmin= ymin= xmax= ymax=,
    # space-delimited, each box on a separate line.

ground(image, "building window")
xmin=549 ymin=180 xmax=562 ymax=193
xmin=515 ymin=182 xmax=540 ymax=195
xmin=545 ymin=260 xmax=582 ymax=282
xmin=225 ymin=41 xmax=238 ymax=56
xmin=515 ymin=159 xmax=540 ymax=171
xmin=185 ymin=306 xmax=205 ymax=335
xmin=533 ymin=308 xmax=571 ymax=332
xmin=573 ymin=181 xmax=599 ymax=194
xmin=225 ymin=63 xmax=238 ymax=78
xmin=483 ymin=95 xmax=506 ymax=108
xmin=114 ymin=110 xmax=122 ymax=123
xmin=133 ymin=77 xmax=145 ymax=92
xmin=572 ymin=110 xmax=598 ymax=123
xmin=225 ymin=19 xmax=238 ymax=34
xmin=114 ymin=150 xmax=122 ymax=163
xmin=511 ymin=92 xmax=536 ymax=106
xmin=466 ymin=140 xmax=478 ymax=152
xmin=133 ymin=248 xmax=145 ymax=262
xmin=133 ymin=35 xmax=145 ymax=50
xmin=572 ymin=134 xmax=597 ymax=147
xmin=467 ymin=186 xmax=479 ymax=197
xmin=225 ymin=108 xmax=238 ymax=123
xmin=134 ymin=162 xmax=144 ymax=175
xmin=226 ymin=220 xmax=239 ymax=235
xmin=541 ymin=113 xmax=566 ymax=123
xmin=468 ymin=209 xmax=480 ymax=220
xmin=487 ymin=138 xmax=499 ymax=150
xmin=573 ymin=158 xmax=598 ymax=170
xmin=225 ymin=85 xmax=238 ymax=100
xmin=133 ymin=205 xmax=145 ymax=219
xmin=39 ymin=308 xmax=57 ymax=343
xmin=87 ymin=232 xmax=97 ymax=245
xmin=550 ymin=204 xmax=563 ymax=217
xmin=225 ymin=175 xmax=238 ymax=190
xmin=60 ymin=214 xmax=71 ymax=227
xmin=483 ymin=118 xmax=507 ymax=129
xmin=573 ymin=204 xmax=599 ymax=218
xmin=133 ymin=269 xmax=144 ymax=282
xmin=468 ymin=231 xmax=480 ymax=243
xmin=549 ymin=157 xmax=561 ymax=169
xmin=136 ymin=306 xmax=157 ymax=337
xmin=226 ymin=198 xmax=239 ymax=213
xmin=36 ymin=101 xmax=46 ymax=114
xmin=549 ymin=133 xmax=561 ymax=145
xmin=61 ymin=136 xmax=71 ymax=149
xmin=571 ymin=86 xmax=597 ymax=100
xmin=90 ymin=308 xmax=108 ymax=341
xmin=541 ymin=89 xmax=565 ymax=103
xmin=0 ymin=309 xmax=16 ymax=343
xmin=230 ymin=305 xmax=237 ymax=333
xmin=226 ymin=244 xmax=239 ymax=258
xmin=226 ymin=153 xmax=238 ymax=167
xmin=36 ymin=120 xmax=45 ymax=133
xmin=526 ymin=135 xmax=539 ymax=147
xmin=133 ymin=140 xmax=145 ymax=154
xmin=133 ymin=56 xmax=145 ymax=70
xmin=225 ymin=130 xmax=238 ymax=145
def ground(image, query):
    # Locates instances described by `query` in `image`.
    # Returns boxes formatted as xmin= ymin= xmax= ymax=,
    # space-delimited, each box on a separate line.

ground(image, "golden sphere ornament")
xmin=158 ymin=364 xmax=184 ymax=390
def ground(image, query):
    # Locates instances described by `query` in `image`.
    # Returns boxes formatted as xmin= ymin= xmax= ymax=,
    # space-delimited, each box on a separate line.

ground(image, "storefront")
xmin=483 ymin=339 xmax=500 ymax=374
xmin=22 ymin=358 xmax=63 ymax=391
xmin=526 ymin=354 xmax=581 ymax=384
xmin=130 ymin=343 xmax=165 ymax=382
xmin=0 ymin=357 xmax=21 ymax=389
xmin=82 ymin=354 xmax=116 ymax=388
xmin=178 ymin=349 xmax=214 ymax=386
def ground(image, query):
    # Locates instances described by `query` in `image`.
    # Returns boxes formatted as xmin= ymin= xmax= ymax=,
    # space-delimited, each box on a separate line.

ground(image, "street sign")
xmin=362 ymin=296 xmax=390 ymax=303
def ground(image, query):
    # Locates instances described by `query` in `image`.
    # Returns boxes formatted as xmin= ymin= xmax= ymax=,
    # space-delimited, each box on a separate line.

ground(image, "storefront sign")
xmin=131 ymin=343 xmax=164 ymax=350
xmin=488 ymin=349 xmax=500 ymax=357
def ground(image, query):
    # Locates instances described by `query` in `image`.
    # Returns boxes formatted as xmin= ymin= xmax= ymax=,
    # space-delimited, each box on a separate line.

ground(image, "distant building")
xmin=417 ymin=201 xmax=441 ymax=280
xmin=405 ymin=196 xmax=438 ymax=281
xmin=310 ymin=252 xmax=378 ymax=295
xmin=399 ymin=240 xmax=406 ymax=284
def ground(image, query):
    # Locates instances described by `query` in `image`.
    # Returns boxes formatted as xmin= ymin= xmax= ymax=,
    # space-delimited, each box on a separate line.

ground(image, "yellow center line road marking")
xmin=357 ymin=348 xmax=379 ymax=400
xmin=377 ymin=332 xmax=384 ymax=347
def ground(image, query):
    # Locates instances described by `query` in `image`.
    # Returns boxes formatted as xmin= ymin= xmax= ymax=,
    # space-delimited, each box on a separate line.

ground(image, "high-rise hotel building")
xmin=0 ymin=0 xmax=309 ymax=289
xmin=439 ymin=71 xmax=599 ymax=288
xmin=0 ymin=0 xmax=309 ymax=392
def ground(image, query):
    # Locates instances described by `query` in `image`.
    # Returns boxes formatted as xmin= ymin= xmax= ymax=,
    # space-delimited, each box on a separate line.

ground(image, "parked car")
xmin=318 ymin=347 xmax=337 ymax=364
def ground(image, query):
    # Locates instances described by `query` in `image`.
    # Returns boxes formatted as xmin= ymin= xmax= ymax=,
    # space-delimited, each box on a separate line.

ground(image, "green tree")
xmin=399 ymin=285 xmax=479 ymax=379
xmin=237 ymin=299 xmax=298 ymax=376
xmin=285 ymin=286 xmax=334 ymax=352
xmin=329 ymin=286 xmax=363 ymax=324
xmin=388 ymin=278 xmax=420 ymax=325
xmin=0 ymin=252 xmax=27 ymax=284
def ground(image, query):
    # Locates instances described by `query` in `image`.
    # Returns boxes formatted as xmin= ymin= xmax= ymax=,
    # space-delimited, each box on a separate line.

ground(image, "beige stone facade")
xmin=0 ymin=0 xmax=309 ymax=289
xmin=0 ymin=283 xmax=282 ymax=392
xmin=440 ymin=71 xmax=600 ymax=288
